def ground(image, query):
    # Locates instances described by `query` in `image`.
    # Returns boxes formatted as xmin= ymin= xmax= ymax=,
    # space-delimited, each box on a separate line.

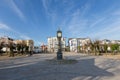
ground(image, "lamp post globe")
xmin=57 ymin=30 xmax=62 ymax=38
xmin=57 ymin=29 xmax=63 ymax=60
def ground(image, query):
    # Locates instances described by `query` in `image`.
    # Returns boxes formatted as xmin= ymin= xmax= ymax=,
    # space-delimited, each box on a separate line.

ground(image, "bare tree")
xmin=0 ymin=42 xmax=3 ymax=56
xmin=8 ymin=42 xmax=15 ymax=57
xmin=94 ymin=40 xmax=100 ymax=55
xmin=89 ymin=40 xmax=100 ymax=55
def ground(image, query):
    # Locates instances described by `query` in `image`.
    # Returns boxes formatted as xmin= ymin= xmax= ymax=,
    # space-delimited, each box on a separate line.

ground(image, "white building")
xmin=68 ymin=38 xmax=77 ymax=52
xmin=48 ymin=37 xmax=66 ymax=52
xmin=100 ymin=39 xmax=111 ymax=44
xmin=100 ymin=39 xmax=120 ymax=45
xmin=111 ymin=40 xmax=120 ymax=44
xmin=68 ymin=38 xmax=91 ymax=52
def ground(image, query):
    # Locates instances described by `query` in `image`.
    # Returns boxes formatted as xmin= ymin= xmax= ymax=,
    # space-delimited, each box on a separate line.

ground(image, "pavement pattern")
xmin=0 ymin=53 xmax=120 ymax=80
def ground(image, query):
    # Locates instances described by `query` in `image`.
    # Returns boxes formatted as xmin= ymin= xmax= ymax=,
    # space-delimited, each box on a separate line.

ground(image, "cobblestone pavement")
xmin=0 ymin=53 xmax=120 ymax=80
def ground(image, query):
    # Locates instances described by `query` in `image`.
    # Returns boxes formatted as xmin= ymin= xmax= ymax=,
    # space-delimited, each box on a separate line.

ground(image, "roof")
xmin=68 ymin=38 xmax=90 ymax=41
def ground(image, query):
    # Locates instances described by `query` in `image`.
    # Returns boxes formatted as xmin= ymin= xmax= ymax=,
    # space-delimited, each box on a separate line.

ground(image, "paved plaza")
xmin=0 ymin=53 xmax=120 ymax=80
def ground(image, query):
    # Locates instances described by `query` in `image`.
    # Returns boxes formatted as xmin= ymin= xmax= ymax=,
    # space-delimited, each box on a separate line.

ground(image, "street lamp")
xmin=57 ymin=29 xmax=63 ymax=60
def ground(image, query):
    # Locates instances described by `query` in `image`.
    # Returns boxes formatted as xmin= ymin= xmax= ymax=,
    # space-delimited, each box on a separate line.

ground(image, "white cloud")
xmin=41 ymin=0 xmax=57 ymax=26
xmin=0 ymin=23 xmax=11 ymax=30
xmin=11 ymin=30 xmax=31 ymax=40
xmin=59 ymin=1 xmax=92 ymax=37
xmin=0 ymin=23 xmax=31 ymax=39
xmin=89 ymin=18 xmax=106 ymax=28
xmin=111 ymin=9 xmax=120 ymax=16
xmin=66 ymin=7 xmax=90 ymax=36
xmin=41 ymin=0 xmax=52 ymax=16
xmin=5 ymin=0 xmax=25 ymax=21
xmin=20 ymin=35 xmax=31 ymax=40
xmin=89 ymin=19 xmax=120 ymax=39
xmin=62 ymin=0 xmax=120 ymax=40
xmin=80 ymin=2 xmax=91 ymax=17
xmin=41 ymin=0 xmax=48 ymax=12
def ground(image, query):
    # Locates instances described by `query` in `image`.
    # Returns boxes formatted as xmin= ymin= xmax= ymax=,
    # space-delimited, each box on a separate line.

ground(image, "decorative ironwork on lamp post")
xmin=57 ymin=29 xmax=63 ymax=60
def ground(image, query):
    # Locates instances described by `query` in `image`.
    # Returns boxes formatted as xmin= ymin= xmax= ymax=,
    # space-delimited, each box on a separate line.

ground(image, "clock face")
xmin=58 ymin=33 xmax=62 ymax=37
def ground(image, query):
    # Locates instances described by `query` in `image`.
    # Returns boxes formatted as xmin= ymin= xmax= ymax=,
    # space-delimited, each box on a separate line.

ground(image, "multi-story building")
xmin=48 ymin=37 xmax=66 ymax=52
xmin=68 ymin=38 xmax=77 ymax=52
xmin=99 ymin=39 xmax=120 ymax=45
xmin=68 ymin=38 xmax=91 ymax=52
xmin=14 ymin=40 xmax=34 ymax=51
xmin=111 ymin=40 xmax=120 ymax=44
xmin=13 ymin=40 xmax=23 ymax=44
xmin=0 ymin=36 xmax=34 ymax=52
xmin=0 ymin=36 xmax=14 ymax=51
xmin=26 ymin=40 xmax=34 ymax=51
xmin=0 ymin=36 xmax=13 ymax=44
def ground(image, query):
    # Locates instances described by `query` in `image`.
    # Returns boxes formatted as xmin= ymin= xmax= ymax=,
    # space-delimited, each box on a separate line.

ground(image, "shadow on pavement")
xmin=70 ymin=58 xmax=114 ymax=80
xmin=0 ymin=58 xmax=114 ymax=80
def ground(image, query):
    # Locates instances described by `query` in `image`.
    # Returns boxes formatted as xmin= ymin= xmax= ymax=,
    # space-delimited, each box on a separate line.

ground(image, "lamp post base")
xmin=57 ymin=52 xmax=62 ymax=60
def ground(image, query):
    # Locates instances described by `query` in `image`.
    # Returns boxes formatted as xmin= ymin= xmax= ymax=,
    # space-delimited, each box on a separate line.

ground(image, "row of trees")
xmin=77 ymin=40 xmax=120 ymax=55
xmin=0 ymin=41 xmax=31 ymax=57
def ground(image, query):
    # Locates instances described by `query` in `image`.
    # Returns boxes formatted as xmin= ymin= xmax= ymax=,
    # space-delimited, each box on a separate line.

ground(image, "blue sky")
xmin=0 ymin=0 xmax=120 ymax=45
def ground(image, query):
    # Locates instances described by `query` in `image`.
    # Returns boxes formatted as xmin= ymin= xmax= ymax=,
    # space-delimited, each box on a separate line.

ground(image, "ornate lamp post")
xmin=57 ymin=29 xmax=63 ymax=60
